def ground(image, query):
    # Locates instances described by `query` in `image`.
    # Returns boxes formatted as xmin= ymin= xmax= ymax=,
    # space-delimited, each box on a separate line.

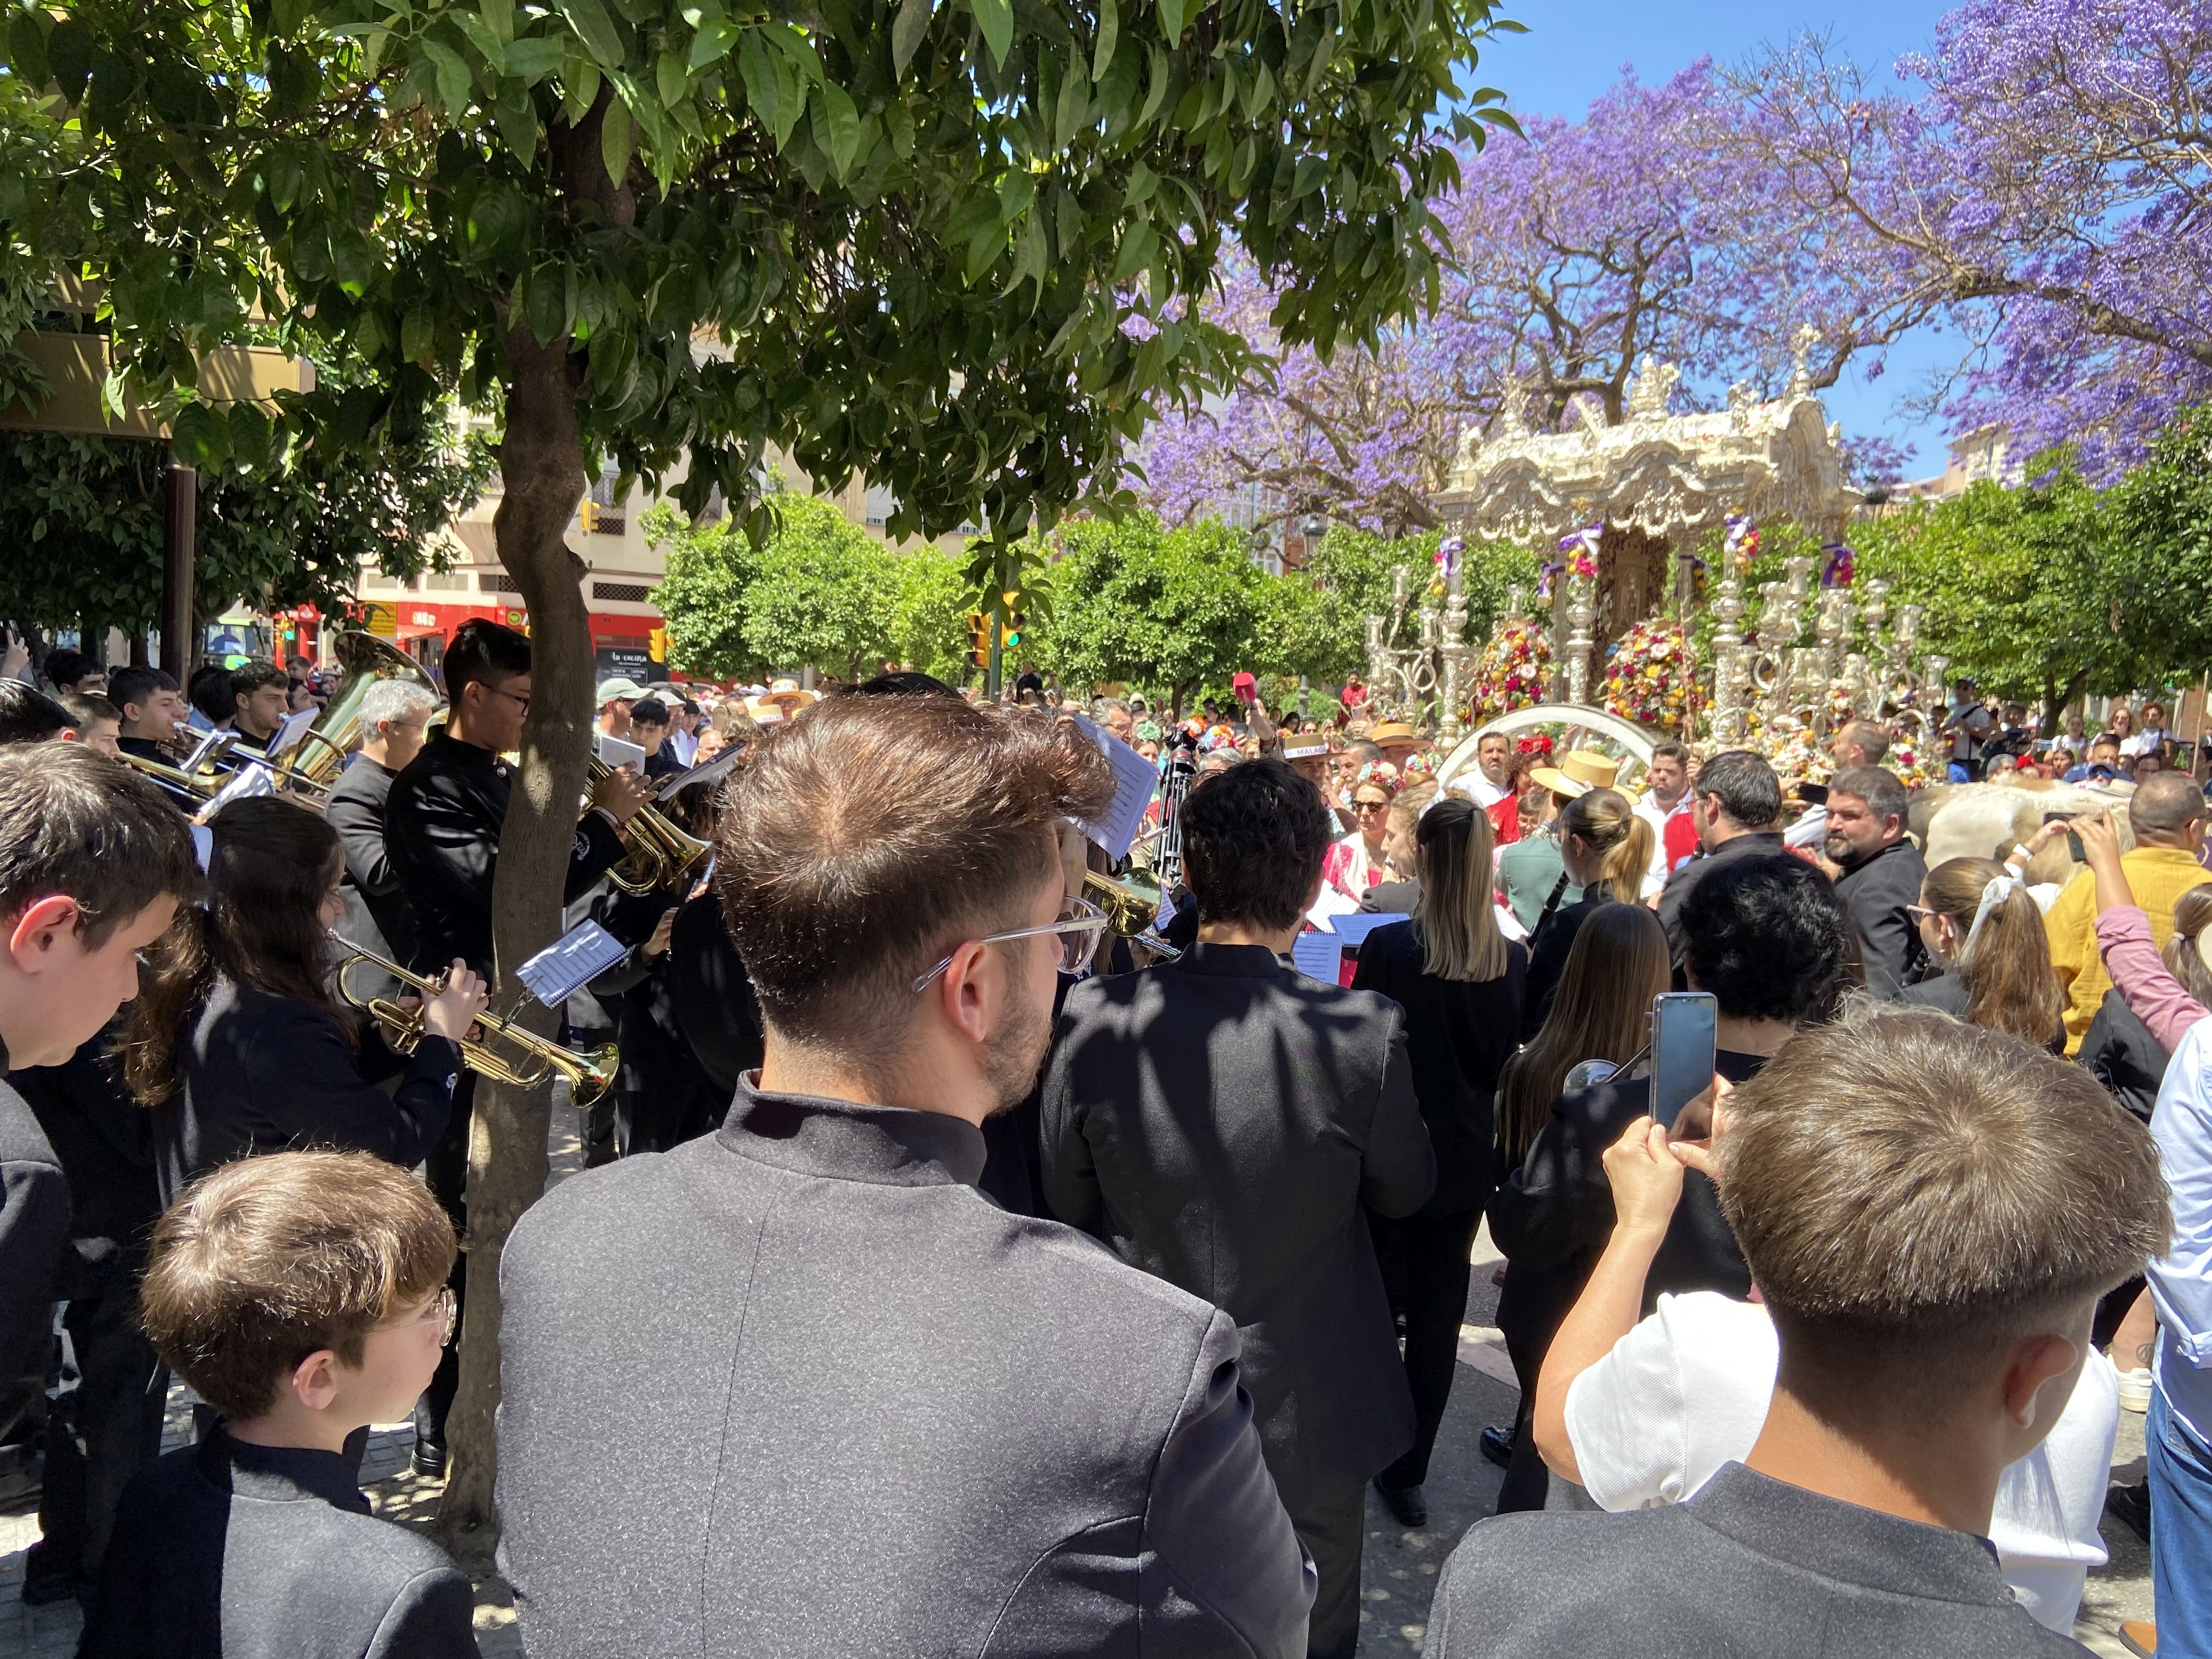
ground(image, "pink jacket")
xmin=2096 ymin=904 xmax=2209 ymax=1054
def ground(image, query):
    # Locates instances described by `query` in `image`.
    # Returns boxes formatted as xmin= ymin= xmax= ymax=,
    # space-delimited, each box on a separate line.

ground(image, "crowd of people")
xmin=0 ymin=630 xmax=2209 ymax=1658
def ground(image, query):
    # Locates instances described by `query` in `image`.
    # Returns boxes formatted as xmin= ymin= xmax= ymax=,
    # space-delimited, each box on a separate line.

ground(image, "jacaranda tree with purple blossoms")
xmin=1139 ymin=61 xmax=1932 ymax=535
xmin=1734 ymin=1 xmax=2212 ymax=478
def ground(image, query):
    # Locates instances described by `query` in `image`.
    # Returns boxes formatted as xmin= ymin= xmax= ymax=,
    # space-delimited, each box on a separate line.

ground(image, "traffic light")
xmin=965 ymin=611 xmax=990 ymax=669
xmin=999 ymin=590 xmax=1025 ymax=651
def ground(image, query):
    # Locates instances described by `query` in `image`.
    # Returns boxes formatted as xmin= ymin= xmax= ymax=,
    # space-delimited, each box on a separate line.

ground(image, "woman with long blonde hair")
xmin=1350 ymin=795 xmax=1526 ymax=1524
xmin=1520 ymin=786 xmax=1657 ymax=1037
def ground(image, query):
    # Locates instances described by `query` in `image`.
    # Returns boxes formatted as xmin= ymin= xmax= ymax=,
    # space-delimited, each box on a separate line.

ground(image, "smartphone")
xmin=2042 ymin=810 xmax=2073 ymax=825
xmin=1797 ymin=781 xmax=1829 ymax=806
xmin=1649 ymin=991 xmax=1718 ymax=1131
xmin=2042 ymin=810 xmax=2085 ymax=862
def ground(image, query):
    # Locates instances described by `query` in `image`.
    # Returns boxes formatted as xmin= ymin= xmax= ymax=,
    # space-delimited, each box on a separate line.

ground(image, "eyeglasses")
xmin=1354 ymin=798 xmax=1391 ymax=814
xmin=392 ymin=1286 xmax=458 ymax=1347
xmin=912 ymin=895 xmax=1109 ymax=992
xmin=1905 ymin=904 xmax=1939 ymax=925
xmin=483 ymin=683 xmax=531 ymax=715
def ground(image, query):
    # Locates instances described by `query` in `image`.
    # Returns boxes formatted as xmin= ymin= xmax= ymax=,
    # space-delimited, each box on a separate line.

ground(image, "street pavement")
xmin=0 ymin=1144 xmax=2160 ymax=1658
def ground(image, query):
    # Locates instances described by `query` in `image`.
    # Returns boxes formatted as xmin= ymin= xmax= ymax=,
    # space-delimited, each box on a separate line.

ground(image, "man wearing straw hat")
xmin=1498 ymin=750 xmax=1617 ymax=934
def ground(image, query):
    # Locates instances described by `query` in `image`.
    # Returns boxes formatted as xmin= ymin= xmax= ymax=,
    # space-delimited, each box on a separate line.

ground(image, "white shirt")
xmin=1634 ymin=790 xmax=1692 ymax=885
xmin=2123 ymin=728 xmax=2170 ymax=758
xmin=668 ymin=727 xmax=699 ymax=768
xmin=1784 ymin=803 xmax=1829 ymax=851
xmin=1462 ymin=770 xmax=1510 ymax=809
xmin=1563 ymin=1290 xmax=2118 ymax=1635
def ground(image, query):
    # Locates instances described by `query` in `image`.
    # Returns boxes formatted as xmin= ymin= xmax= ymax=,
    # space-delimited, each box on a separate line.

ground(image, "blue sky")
xmin=1476 ymin=0 xmax=1962 ymax=478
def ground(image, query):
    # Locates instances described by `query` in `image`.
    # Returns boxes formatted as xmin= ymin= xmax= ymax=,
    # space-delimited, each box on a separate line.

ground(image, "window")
xmin=592 ymin=582 xmax=652 ymax=603
xmin=479 ymin=573 xmax=522 ymax=595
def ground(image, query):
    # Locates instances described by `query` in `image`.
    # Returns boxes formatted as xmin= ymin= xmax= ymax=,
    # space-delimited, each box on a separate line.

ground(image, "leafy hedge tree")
xmin=1852 ymin=411 xmax=2212 ymax=725
xmin=1036 ymin=513 xmax=1265 ymax=715
xmin=649 ymin=495 xmax=977 ymax=681
xmin=4 ymin=0 xmax=1515 ymax=1537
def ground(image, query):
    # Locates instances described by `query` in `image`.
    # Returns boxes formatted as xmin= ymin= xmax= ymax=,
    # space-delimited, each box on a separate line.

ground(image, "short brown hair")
xmin=0 ymin=742 xmax=201 ymax=945
xmin=1719 ymin=1005 xmax=2167 ymax=1420
xmin=139 ymin=1151 xmax=456 ymax=1420
xmin=714 ymin=695 xmax=1114 ymax=1049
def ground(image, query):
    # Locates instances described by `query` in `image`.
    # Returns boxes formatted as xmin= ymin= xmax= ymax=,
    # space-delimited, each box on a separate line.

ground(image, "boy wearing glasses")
xmin=81 ymin=1149 xmax=478 ymax=1657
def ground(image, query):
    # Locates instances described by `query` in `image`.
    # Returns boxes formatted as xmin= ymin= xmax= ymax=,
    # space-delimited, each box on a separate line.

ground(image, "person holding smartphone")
xmin=1482 ymin=1007 xmax=2154 ymax=1649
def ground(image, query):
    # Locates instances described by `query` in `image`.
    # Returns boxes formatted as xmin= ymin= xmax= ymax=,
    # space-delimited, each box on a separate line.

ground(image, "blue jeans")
xmin=2151 ymin=1381 xmax=2212 ymax=1655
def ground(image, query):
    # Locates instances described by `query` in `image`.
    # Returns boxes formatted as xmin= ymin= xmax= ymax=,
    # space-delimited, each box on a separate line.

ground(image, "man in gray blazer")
xmin=1043 ymin=758 xmax=1436 ymax=1659
xmin=496 ymin=692 xmax=1314 ymax=1659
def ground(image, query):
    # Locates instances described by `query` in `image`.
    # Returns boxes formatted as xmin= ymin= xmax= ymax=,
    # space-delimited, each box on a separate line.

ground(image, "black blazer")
xmin=153 ymin=977 xmax=461 ymax=1206
xmin=496 ymin=1080 xmax=1314 ymax=1658
xmin=0 ymin=1072 xmax=67 ymax=1444
xmin=1655 ymin=832 xmax=1786 ymax=982
xmin=1351 ymin=921 xmax=1526 ymax=1216
xmin=83 ymin=1426 xmax=478 ymax=1658
xmin=1833 ymin=837 xmax=1928 ymax=1001
xmin=382 ymin=735 xmax=627 ymax=976
xmin=1041 ymin=941 xmax=1436 ymax=1510
xmin=666 ymin=895 xmax=764 ymax=1096
xmin=326 ymin=756 xmax=417 ymax=968
xmin=2079 ymin=986 xmax=2168 ymax=1122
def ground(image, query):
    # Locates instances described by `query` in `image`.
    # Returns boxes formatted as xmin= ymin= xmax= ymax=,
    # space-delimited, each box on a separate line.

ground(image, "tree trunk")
xmin=435 ymin=92 xmax=631 ymax=1555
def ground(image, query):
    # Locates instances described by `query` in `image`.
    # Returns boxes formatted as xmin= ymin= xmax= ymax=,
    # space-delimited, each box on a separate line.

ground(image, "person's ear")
xmin=929 ymin=940 xmax=996 ymax=1046
xmin=2000 ymin=1329 xmax=2082 ymax=1431
xmin=8 ymin=896 xmax=82 ymax=969
xmin=290 ymin=1348 xmax=343 ymax=1413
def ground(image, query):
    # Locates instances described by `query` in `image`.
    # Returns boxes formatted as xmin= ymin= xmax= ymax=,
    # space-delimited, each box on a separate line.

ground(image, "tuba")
xmin=283 ymin=631 xmax=443 ymax=788
xmin=329 ymin=933 xmax=620 ymax=1107
xmin=1082 ymin=868 xmax=1182 ymax=966
xmin=587 ymin=756 xmax=714 ymax=894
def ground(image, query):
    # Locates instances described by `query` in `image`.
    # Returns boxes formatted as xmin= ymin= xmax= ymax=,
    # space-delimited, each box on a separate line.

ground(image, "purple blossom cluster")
xmin=1142 ymin=0 xmax=2210 ymax=524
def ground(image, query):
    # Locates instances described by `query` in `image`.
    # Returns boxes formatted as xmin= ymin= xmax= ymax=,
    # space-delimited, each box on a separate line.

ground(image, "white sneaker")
xmin=2118 ymin=1367 xmax=2154 ymax=1413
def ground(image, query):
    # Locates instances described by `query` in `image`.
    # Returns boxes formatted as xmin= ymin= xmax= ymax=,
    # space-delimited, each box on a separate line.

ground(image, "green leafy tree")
xmin=642 ymin=500 xmax=760 ymax=678
xmin=890 ymin=543 xmax=980 ymax=684
xmin=1039 ymin=513 xmax=1265 ymax=715
xmin=0 ymin=423 xmax=492 ymax=646
xmin=4 ymin=0 xmax=1515 ymax=1536
xmin=1854 ymin=420 xmax=2212 ymax=724
xmin=739 ymin=496 xmax=899 ymax=680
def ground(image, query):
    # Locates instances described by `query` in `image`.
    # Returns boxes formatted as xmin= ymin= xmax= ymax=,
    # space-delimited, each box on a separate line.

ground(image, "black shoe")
xmin=2108 ymin=1478 xmax=2153 ymax=1543
xmin=1479 ymin=1425 xmax=1515 ymax=1470
xmin=1375 ymin=1478 xmax=1426 ymax=1527
xmin=410 ymin=1438 xmax=448 ymax=1480
xmin=19 ymin=1541 xmax=81 ymax=1607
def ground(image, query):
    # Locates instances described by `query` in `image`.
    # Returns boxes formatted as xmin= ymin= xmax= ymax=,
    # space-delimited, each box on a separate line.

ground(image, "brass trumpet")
xmin=586 ymin=757 xmax=714 ymax=894
xmin=329 ymin=934 xmax=620 ymax=1108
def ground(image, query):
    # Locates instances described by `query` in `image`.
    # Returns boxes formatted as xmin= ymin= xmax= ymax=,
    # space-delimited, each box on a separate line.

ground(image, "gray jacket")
xmin=1041 ymin=943 xmax=1435 ymax=1511
xmin=1424 ymin=1460 xmax=2089 ymax=1657
xmin=496 ymin=1077 xmax=1314 ymax=1659
xmin=82 ymin=1427 xmax=478 ymax=1658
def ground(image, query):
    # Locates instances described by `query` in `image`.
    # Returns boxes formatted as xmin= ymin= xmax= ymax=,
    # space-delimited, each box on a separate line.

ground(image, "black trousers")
xmin=1369 ymin=1207 xmax=1482 ymax=1493
xmin=29 ymin=1254 xmax=167 ymax=1601
xmin=1290 ymin=1479 xmax=1367 ymax=1659
xmin=415 ymin=1070 xmax=475 ymax=1454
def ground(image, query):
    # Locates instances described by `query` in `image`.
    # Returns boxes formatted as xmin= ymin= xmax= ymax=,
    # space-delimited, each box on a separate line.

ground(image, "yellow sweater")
xmin=2049 ymin=845 xmax=2212 ymax=1053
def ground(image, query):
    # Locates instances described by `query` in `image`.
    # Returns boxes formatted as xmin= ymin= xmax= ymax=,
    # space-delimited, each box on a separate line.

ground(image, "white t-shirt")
xmin=1633 ymin=791 xmax=1692 ymax=889
xmin=1563 ymin=1290 xmax=2118 ymax=1635
xmin=1460 ymin=771 xmax=1510 ymax=809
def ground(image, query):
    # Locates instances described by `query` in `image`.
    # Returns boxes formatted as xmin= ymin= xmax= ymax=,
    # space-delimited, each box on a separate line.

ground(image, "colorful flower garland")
xmin=1471 ymin=617 xmax=1556 ymax=719
xmin=1601 ymin=618 xmax=1699 ymax=733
